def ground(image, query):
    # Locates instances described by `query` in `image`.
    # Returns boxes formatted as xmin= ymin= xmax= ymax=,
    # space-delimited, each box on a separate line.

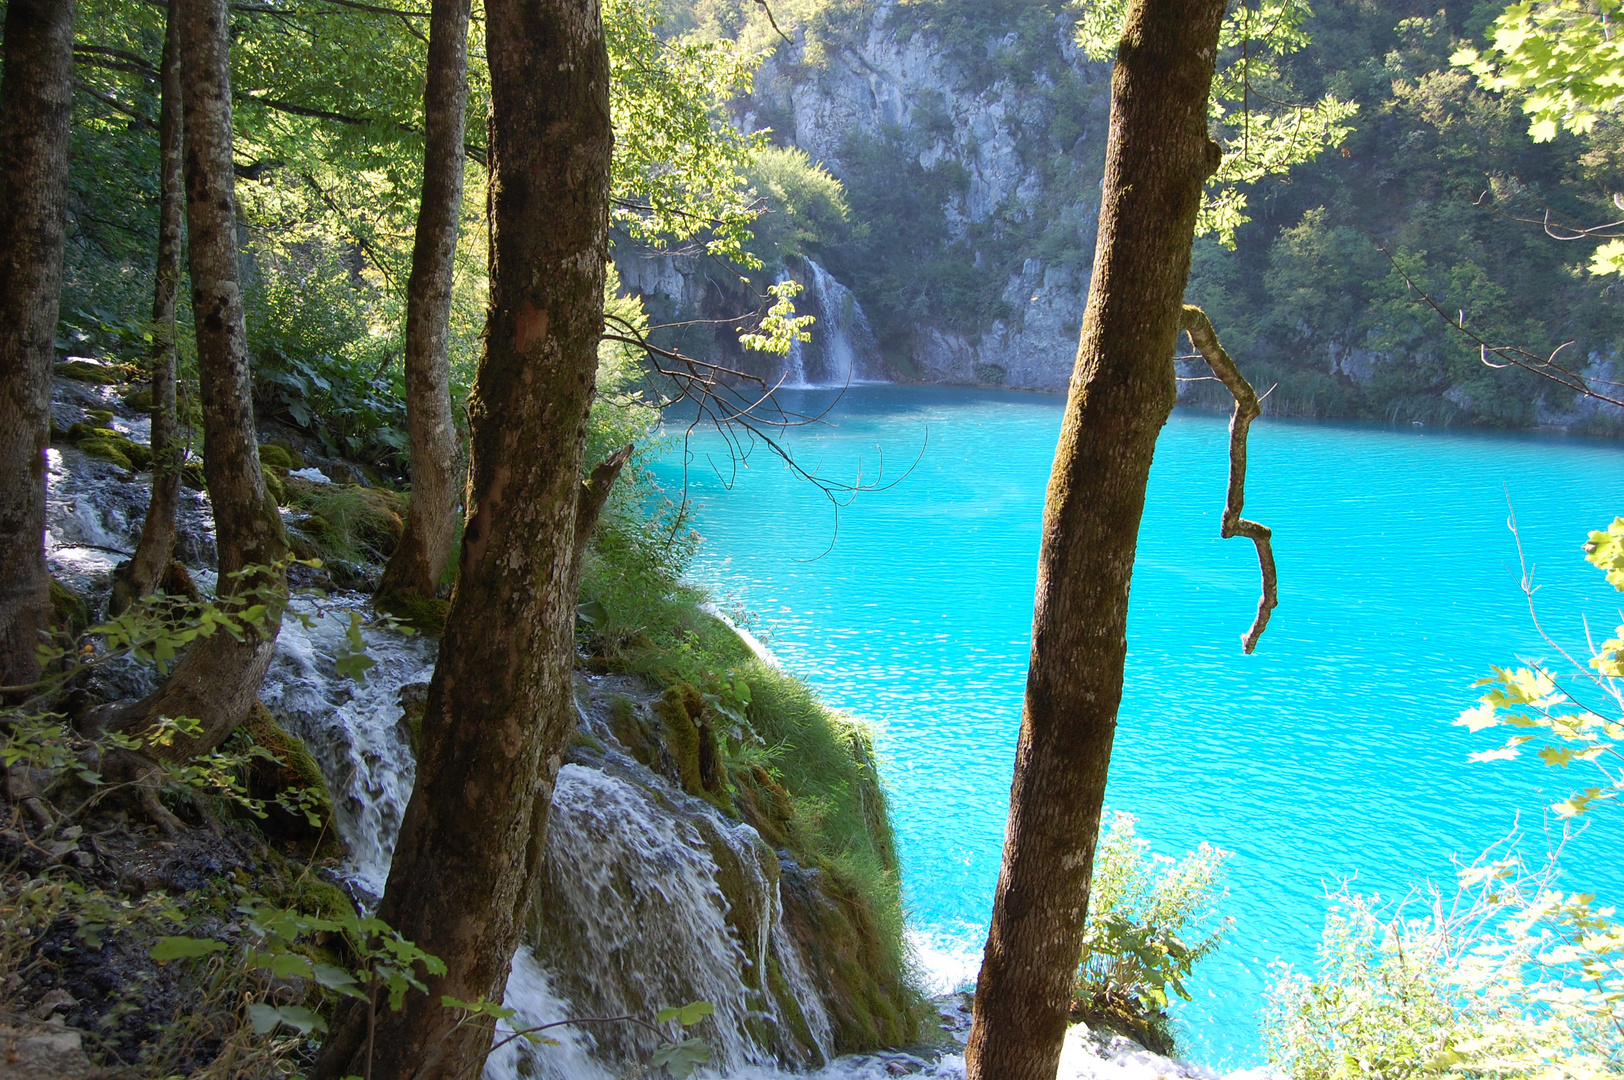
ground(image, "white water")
xmin=782 ymin=258 xmax=886 ymax=388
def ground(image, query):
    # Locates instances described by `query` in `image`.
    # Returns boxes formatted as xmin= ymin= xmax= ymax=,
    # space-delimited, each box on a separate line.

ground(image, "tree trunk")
xmin=99 ymin=0 xmax=287 ymax=761
xmin=963 ymin=1 xmax=1226 ymax=1077
xmin=377 ymin=0 xmax=471 ymax=603
xmin=0 ymin=0 xmax=75 ymax=689
xmin=113 ymin=0 xmax=186 ymax=616
xmin=313 ymin=0 xmax=611 ymax=1074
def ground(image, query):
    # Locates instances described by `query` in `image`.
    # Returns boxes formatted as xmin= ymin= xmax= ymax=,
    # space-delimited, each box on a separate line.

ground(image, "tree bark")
xmin=313 ymin=0 xmax=611 ymax=1074
xmin=113 ymin=0 xmax=186 ymax=616
xmin=100 ymin=0 xmax=288 ymax=761
xmin=377 ymin=0 xmax=471 ymax=602
xmin=0 ymin=0 xmax=75 ymax=688
xmin=963 ymin=1 xmax=1226 ymax=1077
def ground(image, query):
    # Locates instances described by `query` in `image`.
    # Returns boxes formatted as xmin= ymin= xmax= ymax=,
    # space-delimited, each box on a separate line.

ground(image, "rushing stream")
xmin=653 ymin=384 xmax=1624 ymax=1068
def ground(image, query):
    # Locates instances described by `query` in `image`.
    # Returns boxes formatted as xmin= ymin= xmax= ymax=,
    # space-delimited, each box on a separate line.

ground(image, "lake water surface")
xmin=651 ymin=384 xmax=1624 ymax=1067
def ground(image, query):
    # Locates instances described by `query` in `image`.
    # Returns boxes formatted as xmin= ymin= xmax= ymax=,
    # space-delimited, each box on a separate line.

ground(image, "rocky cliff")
xmin=619 ymin=0 xmax=1109 ymax=392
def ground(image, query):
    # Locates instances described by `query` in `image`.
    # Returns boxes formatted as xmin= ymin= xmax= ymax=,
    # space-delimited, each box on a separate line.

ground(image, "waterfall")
xmin=781 ymin=258 xmax=887 ymax=388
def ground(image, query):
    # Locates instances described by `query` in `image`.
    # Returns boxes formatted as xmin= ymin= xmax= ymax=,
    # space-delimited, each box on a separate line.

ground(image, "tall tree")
xmin=0 ymin=0 xmax=75 ymax=688
xmin=95 ymin=0 xmax=288 ymax=768
xmin=313 ymin=0 xmax=612 ymax=1074
xmin=963 ymin=0 xmax=1228 ymax=1076
xmin=113 ymin=0 xmax=186 ymax=615
xmin=376 ymin=0 xmax=472 ymax=606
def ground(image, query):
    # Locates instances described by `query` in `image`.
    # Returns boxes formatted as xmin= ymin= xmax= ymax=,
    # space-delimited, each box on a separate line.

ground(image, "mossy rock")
xmin=258 ymin=441 xmax=302 ymax=471
xmin=182 ymin=459 xmax=206 ymax=490
xmin=779 ymin=862 xmax=926 ymax=1052
xmin=121 ymin=386 xmax=155 ymax=412
xmin=281 ymin=874 xmax=357 ymax=923
xmin=654 ymin=682 xmax=732 ymax=811
xmin=86 ymin=408 xmax=115 ymax=425
xmin=49 ymin=578 xmax=89 ymax=638
xmin=78 ymin=433 xmax=151 ymax=471
xmin=238 ymin=702 xmax=342 ymax=858
xmin=54 ymin=359 xmax=121 ymax=384
xmin=261 ymin=464 xmax=287 ymax=505
xmin=375 ymin=589 xmax=449 ymax=633
xmin=283 ymin=481 xmax=406 ymax=564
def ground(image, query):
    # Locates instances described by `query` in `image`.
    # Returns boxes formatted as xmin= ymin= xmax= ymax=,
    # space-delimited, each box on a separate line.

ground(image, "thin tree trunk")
xmin=377 ymin=0 xmax=471 ymax=603
xmin=114 ymin=0 xmax=186 ymax=616
xmin=0 ymin=0 xmax=75 ymax=688
xmin=99 ymin=0 xmax=287 ymax=761
xmin=313 ymin=0 xmax=611 ymax=1074
xmin=963 ymin=0 xmax=1226 ymax=1076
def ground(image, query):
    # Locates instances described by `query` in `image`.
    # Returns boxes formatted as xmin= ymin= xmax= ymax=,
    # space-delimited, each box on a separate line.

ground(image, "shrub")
xmin=1073 ymin=811 xmax=1232 ymax=1052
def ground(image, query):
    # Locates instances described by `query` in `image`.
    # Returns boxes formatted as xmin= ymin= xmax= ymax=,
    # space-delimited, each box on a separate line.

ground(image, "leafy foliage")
xmin=1077 ymin=0 xmax=1355 ymax=243
xmin=1074 ymin=812 xmax=1232 ymax=1050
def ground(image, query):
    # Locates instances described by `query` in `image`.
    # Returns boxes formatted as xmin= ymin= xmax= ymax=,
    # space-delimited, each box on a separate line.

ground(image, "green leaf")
xmin=150 ymin=936 xmax=227 ymax=961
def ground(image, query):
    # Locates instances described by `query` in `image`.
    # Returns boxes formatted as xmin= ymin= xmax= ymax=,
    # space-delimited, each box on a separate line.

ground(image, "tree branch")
xmin=1181 ymin=304 xmax=1278 ymax=654
xmin=573 ymin=444 xmax=634 ymax=563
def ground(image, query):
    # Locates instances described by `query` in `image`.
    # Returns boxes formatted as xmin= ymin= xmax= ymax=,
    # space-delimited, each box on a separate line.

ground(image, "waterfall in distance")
xmin=779 ymin=257 xmax=888 ymax=389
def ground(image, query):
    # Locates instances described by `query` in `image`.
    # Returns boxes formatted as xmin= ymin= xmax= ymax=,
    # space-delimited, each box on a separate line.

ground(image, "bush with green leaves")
xmin=1073 ymin=811 xmax=1232 ymax=1051
xmin=1263 ymin=520 xmax=1624 ymax=1078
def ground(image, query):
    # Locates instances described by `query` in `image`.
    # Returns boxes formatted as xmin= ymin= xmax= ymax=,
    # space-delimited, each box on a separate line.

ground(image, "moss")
xmin=54 ymin=359 xmax=121 ymax=383
xmin=48 ymin=578 xmax=89 ymax=638
xmin=86 ymin=408 xmax=115 ymax=425
xmin=121 ymin=386 xmax=154 ymax=412
xmin=261 ymin=464 xmax=287 ymax=505
xmin=282 ymin=874 xmax=357 ymax=922
xmin=284 ymin=480 xmax=406 ymax=566
xmin=238 ymin=703 xmax=342 ymax=858
xmin=78 ymin=433 xmax=152 ymax=471
xmin=375 ymin=589 xmax=449 ymax=633
xmin=182 ymin=459 xmax=206 ymax=490
xmin=257 ymin=442 xmax=302 ymax=471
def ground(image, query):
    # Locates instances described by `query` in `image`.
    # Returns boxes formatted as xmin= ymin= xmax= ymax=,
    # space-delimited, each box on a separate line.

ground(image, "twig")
xmin=1181 ymin=304 xmax=1278 ymax=654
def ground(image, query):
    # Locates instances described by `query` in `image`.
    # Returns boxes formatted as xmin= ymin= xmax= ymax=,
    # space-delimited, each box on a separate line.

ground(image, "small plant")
xmin=1073 ymin=811 xmax=1232 ymax=1051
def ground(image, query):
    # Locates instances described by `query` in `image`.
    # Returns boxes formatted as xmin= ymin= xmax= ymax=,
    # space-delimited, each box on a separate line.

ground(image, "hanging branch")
xmin=1180 ymin=304 xmax=1278 ymax=654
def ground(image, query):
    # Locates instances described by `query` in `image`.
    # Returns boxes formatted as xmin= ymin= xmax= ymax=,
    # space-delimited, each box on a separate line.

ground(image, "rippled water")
xmin=652 ymin=384 xmax=1624 ymax=1067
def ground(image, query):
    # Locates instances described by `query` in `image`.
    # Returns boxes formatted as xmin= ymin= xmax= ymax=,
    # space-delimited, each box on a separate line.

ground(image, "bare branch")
xmin=1364 ymin=230 xmax=1624 ymax=406
xmin=1181 ymin=304 xmax=1278 ymax=654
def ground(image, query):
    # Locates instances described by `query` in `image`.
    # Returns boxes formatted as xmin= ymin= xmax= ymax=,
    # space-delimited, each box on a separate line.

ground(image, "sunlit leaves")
xmin=1583 ymin=516 xmax=1624 ymax=589
xmin=1454 ymin=0 xmax=1624 ymax=145
xmin=736 ymin=279 xmax=815 ymax=355
xmin=1077 ymin=0 xmax=1355 ymax=245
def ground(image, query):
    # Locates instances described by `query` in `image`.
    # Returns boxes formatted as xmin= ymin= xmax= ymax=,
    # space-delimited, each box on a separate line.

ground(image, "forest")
xmin=1 ymin=0 xmax=1622 ymax=1078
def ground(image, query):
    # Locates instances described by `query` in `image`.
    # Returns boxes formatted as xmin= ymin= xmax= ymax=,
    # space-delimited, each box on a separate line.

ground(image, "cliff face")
xmin=740 ymin=1 xmax=1107 ymax=391
xmin=616 ymin=0 xmax=1108 ymax=392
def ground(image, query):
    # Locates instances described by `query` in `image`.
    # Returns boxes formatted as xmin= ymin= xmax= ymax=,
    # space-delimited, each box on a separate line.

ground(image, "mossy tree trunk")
xmin=312 ymin=0 xmax=611 ymax=1073
xmin=377 ymin=0 xmax=471 ymax=603
xmin=963 ymin=0 xmax=1226 ymax=1076
xmin=0 ymin=0 xmax=74 ymax=689
xmin=101 ymin=0 xmax=288 ymax=761
xmin=115 ymin=0 xmax=186 ymax=615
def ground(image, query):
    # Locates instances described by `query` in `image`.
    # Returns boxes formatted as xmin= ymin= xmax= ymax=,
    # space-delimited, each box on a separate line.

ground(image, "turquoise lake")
xmin=650 ymin=384 xmax=1624 ymax=1067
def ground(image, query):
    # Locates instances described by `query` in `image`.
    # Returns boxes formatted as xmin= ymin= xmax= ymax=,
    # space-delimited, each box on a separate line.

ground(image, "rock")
xmin=0 ymin=1022 xmax=105 ymax=1080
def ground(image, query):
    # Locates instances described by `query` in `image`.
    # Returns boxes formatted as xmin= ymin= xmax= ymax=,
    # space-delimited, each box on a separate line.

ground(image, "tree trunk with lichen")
xmin=0 ymin=0 xmax=75 ymax=689
xmin=114 ymin=0 xmax=186 ymax=616
xmin=377 ymin=0 xmax=471 ymax=604
xmin=312 ymin=0 xmax=611 ymax=1074
xmin=98 ymin=0 xmax=288 ymax=764
xmin=963 ymin=0 xmax=1226 ymax=1077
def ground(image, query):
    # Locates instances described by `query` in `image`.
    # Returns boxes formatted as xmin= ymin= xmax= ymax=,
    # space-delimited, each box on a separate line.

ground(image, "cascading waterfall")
xmin=781 ymin=258 xmax=887 ymax=388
